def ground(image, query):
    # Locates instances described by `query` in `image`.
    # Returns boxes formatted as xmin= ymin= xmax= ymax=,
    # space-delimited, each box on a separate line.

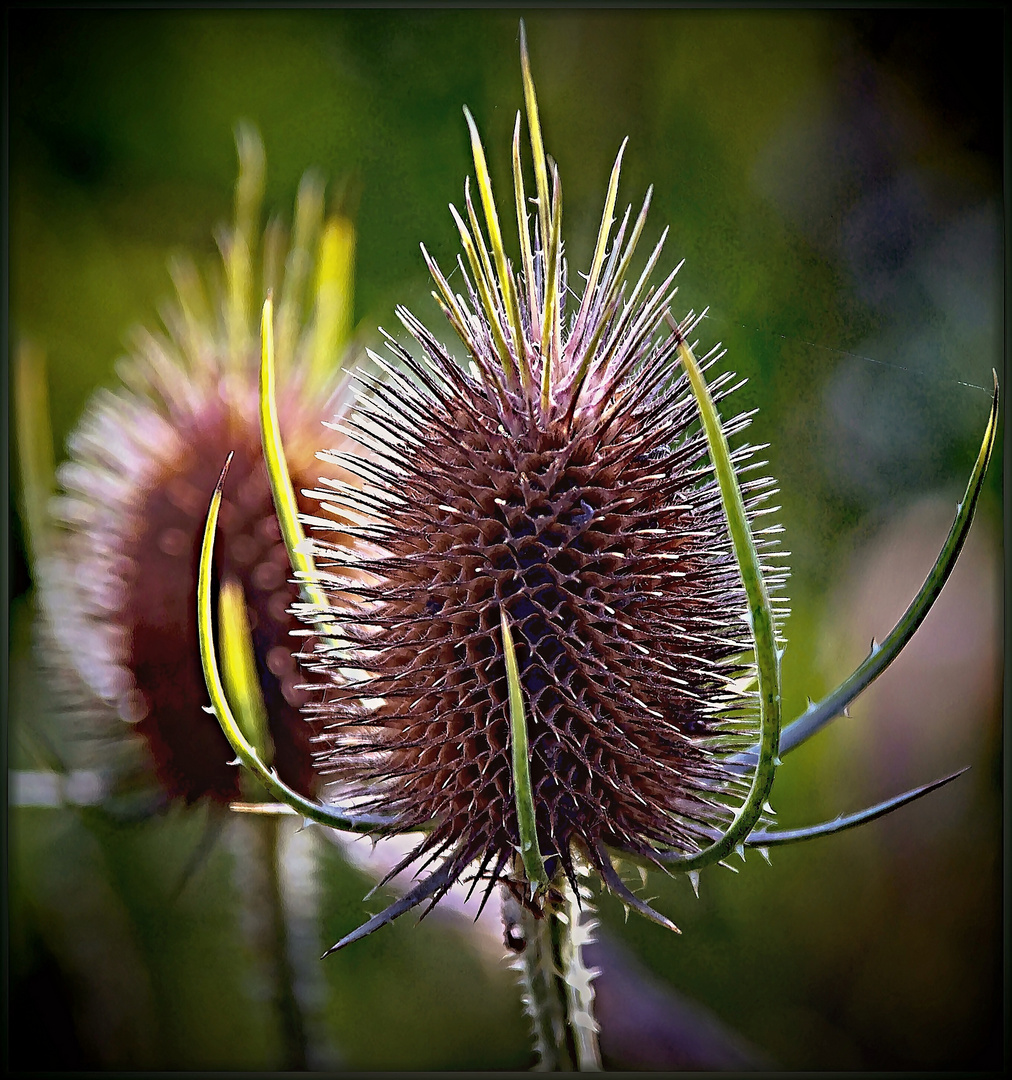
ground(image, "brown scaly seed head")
xmin=40 ymin=125 xmax=358 ymax=804
xmin=304 ymin=47 xmax=789 ymax=913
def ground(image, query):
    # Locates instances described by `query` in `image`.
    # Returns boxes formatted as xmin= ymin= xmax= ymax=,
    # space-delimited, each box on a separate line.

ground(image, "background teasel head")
xmin=28 ymin=125 xmax=358 ymax=805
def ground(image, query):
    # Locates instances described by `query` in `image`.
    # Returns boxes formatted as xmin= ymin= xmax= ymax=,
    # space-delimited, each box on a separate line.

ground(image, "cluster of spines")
xmin=294 ymin=79 xmax=791 ymax=906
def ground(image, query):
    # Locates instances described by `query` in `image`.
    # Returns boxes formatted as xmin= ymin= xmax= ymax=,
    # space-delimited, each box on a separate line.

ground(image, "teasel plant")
xmin=195 ymin=25 xmax=999 ymax=1072
xmin=13 ymin=126 xmax=361 ymax=1069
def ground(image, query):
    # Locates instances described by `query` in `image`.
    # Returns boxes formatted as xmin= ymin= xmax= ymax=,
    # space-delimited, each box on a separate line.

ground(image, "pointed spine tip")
xmin=216 ymin=451 xmax=234 ymax=494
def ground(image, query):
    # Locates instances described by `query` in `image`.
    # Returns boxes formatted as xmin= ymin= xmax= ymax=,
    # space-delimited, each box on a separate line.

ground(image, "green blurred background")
xmin=7 ymin=7 xmax=1003 ymax=1071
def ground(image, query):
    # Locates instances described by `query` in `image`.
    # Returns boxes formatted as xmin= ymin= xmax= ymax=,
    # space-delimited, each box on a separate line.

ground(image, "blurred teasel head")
xmin=34 ymin=125 xmax=358 ymax=805
xmin=294 ymin=30 xmax=791 ymax=923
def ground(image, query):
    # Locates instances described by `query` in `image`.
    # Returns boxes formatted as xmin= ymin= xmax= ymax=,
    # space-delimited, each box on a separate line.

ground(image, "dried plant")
xmin=22 ymin=126 xmax=357 ymax=806
xmin=197 ymin=25 xmax=998 ymax=1070
xmin=14 ymin=127 xmax=366 ymax=1071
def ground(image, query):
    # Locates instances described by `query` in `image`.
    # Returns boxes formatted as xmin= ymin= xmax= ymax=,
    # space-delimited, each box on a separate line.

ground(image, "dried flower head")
xmin=296 ymin=37 xmax=790 ymax=918
xmin=198 ymin=29 xmax=996 ymax=961
xmin=39 ymin=126 xmax=356 ymax=804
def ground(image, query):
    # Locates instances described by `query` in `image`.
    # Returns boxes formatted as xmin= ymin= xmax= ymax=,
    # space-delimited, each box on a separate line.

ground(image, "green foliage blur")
xmin=8 ymin=8 xmax=1002 ymax=1070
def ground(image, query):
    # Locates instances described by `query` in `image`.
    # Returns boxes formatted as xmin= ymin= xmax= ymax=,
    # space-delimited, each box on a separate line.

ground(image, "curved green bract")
xmin=197 ymin=454 xmax=399 ymax=835
xmin=743 ymin=768 xmax=968 ymax=847
xmin=663 ymin=326 xmax=782 ymax=871
xmin=731 ymin=371 xmax=1000 ymax=772
xmin=650 ymin=768 xmax=968 ymax=864
xmin=259 ymin=295 xmax=333 ymax=618
xmin=501 ymin=610 xmax=550 ymax=891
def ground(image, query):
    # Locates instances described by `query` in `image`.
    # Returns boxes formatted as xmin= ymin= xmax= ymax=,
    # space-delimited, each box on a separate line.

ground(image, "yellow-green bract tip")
xmin=519 ymin=19 xmax=550 ymax=251
xmin=258 ymin=294 xmax=331 ymax=620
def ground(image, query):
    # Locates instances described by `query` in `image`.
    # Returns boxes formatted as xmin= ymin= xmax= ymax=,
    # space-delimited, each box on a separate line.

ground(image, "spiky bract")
xmin=304 ymin=69 xmax=788 ymax=911
xmin=40 ymin=126 xmax=356 ymax=803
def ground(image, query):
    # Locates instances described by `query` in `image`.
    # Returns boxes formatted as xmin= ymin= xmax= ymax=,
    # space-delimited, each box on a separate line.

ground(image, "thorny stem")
xmin=507 ymin=863 xmax=601 ymax=1071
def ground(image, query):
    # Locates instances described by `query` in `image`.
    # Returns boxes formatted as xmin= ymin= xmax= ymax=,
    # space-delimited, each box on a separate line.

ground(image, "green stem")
xmin=258 ymin=815 xmax=309 ymax=1070
xmin=509 ymin=865 xmax=601 ymax=1071
xmin=555 ymin=878 xmax=601 ymax=1071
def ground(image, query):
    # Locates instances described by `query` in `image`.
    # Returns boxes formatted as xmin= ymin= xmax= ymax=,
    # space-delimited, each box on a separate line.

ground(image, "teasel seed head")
xmin=39 ymin=124 xmax=358 ymax=804
xmin=194 ymin=32 xmax=995 ymax=964
xmin=301 ymin=39 xmax=789 ymax=916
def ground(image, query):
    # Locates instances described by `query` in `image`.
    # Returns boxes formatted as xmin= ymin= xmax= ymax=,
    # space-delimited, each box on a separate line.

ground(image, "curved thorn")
xmin=731 ymin=372 xmax=999 ymax=772
xmin=660 ymin=320 xmax=782 ymax=872
xmin=197 ymin=453 xmax=402 ymax=836
xmin=321 ymin=859 xmax=457 ymax=957
xmin=593 ymin=842 xmax=680 ymax=934
xmin=742 ymin=768 xmax=970 ymax=847
xmin=501 ymin=609 xmax=550 ymax=891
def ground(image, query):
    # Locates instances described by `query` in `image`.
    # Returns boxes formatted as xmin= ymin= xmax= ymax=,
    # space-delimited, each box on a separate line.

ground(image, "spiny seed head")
xmin=40 ymin=125 xmax=356 ymax=804
xmin=304 ymin=48 xmax=788 ymax=913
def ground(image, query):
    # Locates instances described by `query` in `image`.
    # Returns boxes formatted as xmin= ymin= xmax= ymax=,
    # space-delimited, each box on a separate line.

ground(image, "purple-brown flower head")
xmin=40 ymin=126 xmax=357 ymax=804
xmin=301 ymin=43 xmax=788 ymax=915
